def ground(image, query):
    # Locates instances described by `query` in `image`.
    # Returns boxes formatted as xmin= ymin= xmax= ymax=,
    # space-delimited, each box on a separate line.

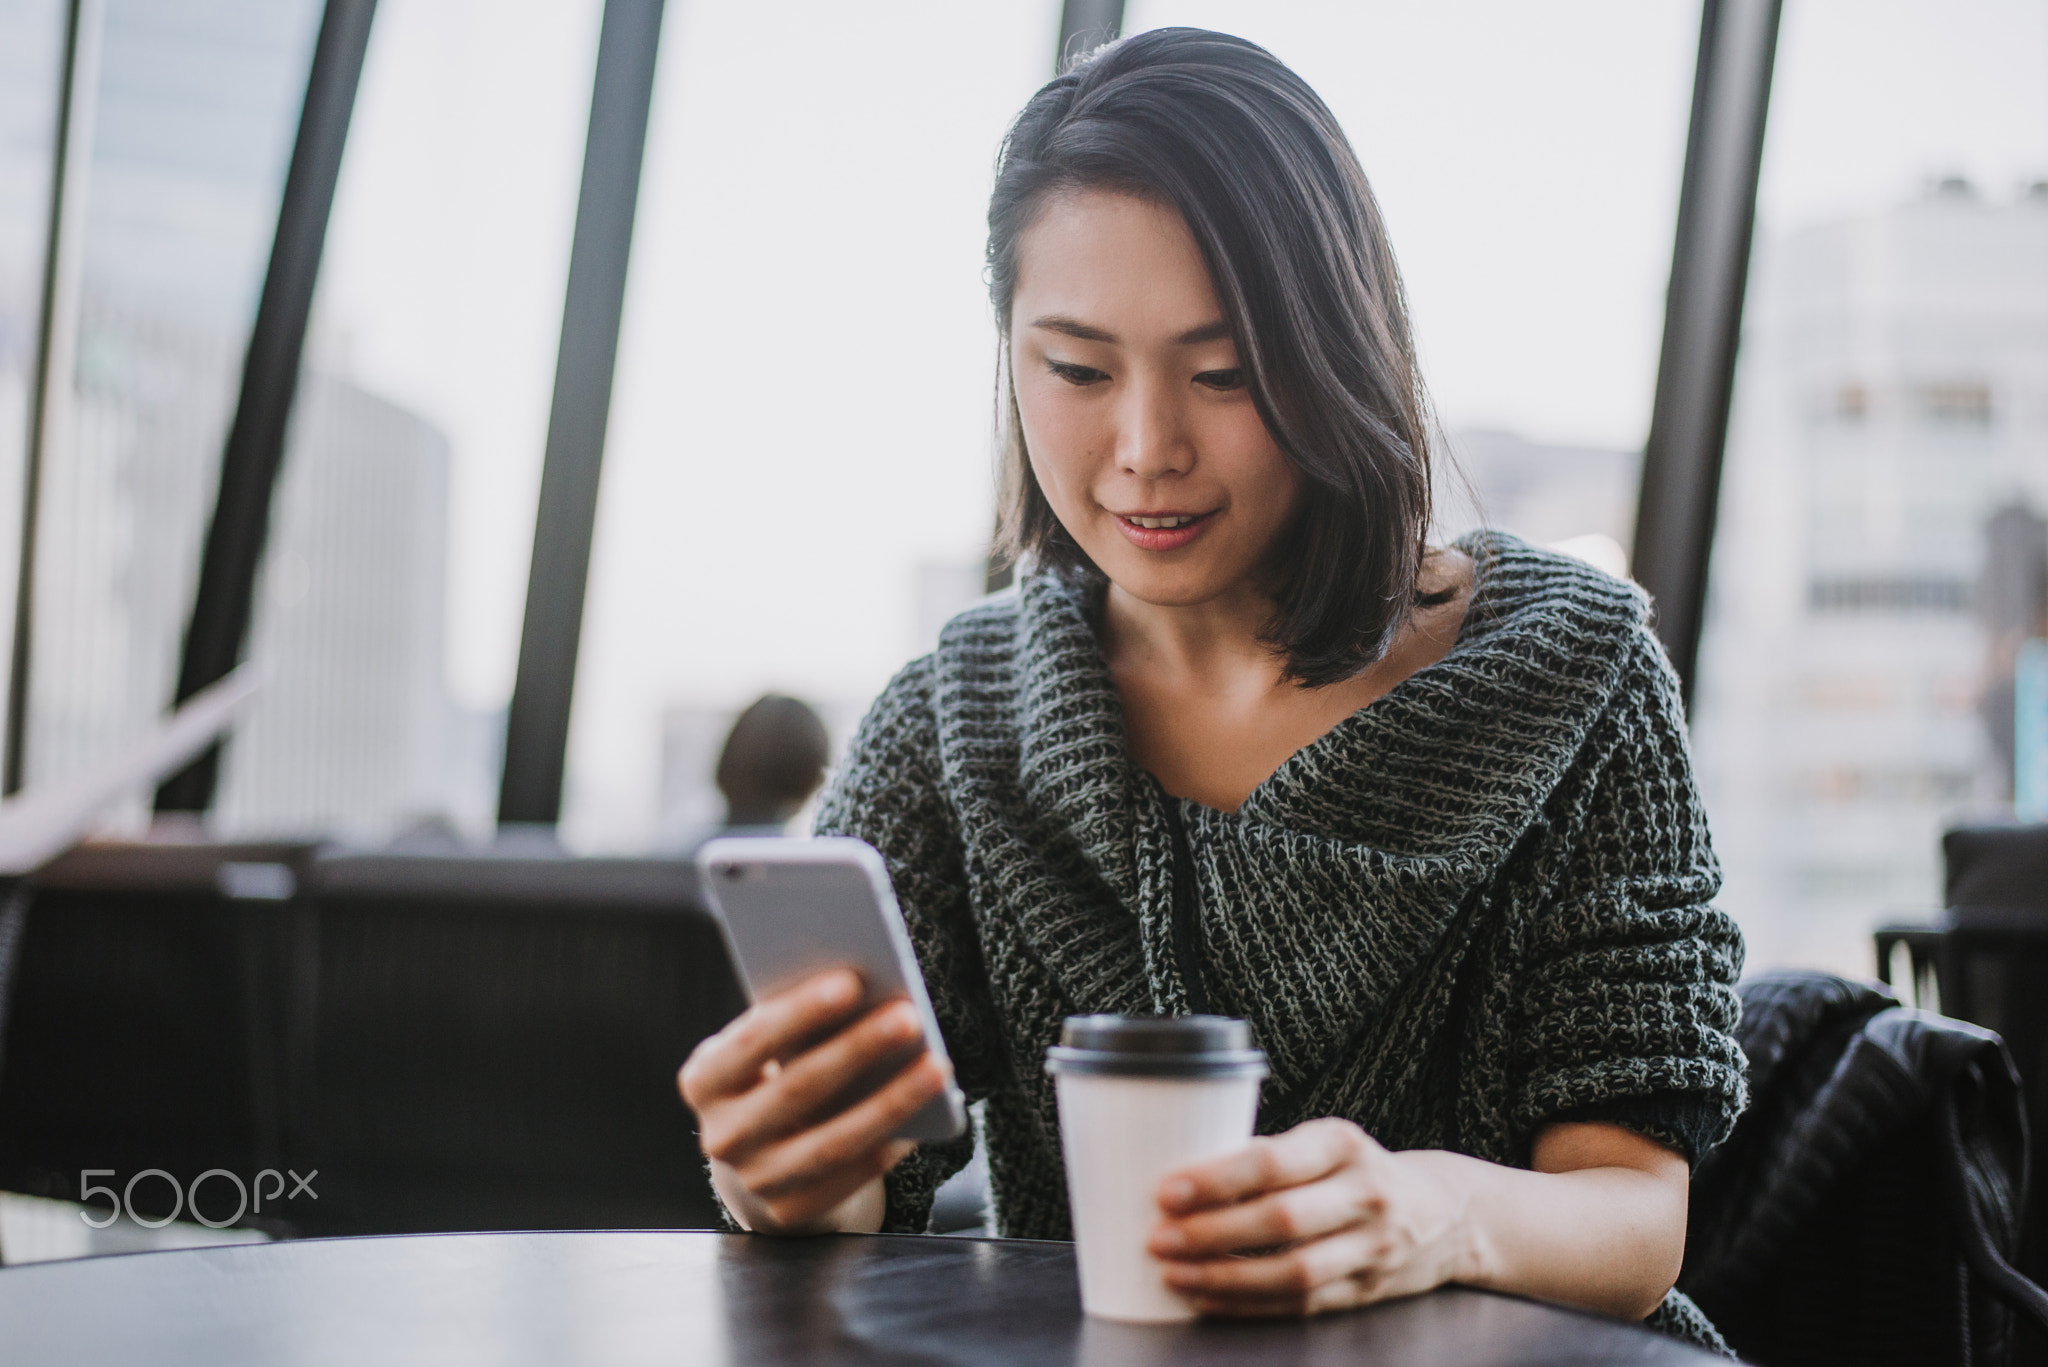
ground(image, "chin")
xmin=1096 ymin=558 xmax=1234 ymax=608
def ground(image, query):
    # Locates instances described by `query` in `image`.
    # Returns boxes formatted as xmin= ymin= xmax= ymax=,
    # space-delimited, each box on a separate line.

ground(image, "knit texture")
xmin=813 ymin=531 xmax=1747 ymax=1350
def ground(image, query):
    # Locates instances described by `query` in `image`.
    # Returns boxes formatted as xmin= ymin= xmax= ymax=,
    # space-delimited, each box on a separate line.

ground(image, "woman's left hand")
xmin=1147 ymin=1117 xmax=1478 ymax=1317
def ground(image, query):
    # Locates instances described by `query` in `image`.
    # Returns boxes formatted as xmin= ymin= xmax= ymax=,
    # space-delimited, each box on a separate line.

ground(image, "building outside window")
xmin=1691 ymin=0 xmax=2048 ymax=975
xmin=0 ymin=0 xmax=64 ymax=703
xmin=20 ymin=0 xmax=320 ymax=816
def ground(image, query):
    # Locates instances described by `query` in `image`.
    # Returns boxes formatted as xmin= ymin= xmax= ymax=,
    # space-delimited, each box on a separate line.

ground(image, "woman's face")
xmin=1009 ymin=190 xmax=1302 ymax=608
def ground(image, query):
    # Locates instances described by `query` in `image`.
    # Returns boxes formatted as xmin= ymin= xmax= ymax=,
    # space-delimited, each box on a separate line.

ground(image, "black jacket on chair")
xmin=1680 ymin=970 xmax=2045 ymax=1366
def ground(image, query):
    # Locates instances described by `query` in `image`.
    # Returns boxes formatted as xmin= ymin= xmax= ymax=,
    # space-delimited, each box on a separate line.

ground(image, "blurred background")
xmin=0 ymin=0 xmax=2044 ymax=984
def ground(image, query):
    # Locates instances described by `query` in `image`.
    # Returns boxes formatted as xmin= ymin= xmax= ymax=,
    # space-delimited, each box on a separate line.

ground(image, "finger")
xmin=1151 ymin=1173 xmax=1379 ymax=1258
xmin=709 ymin=1000 xmax=926 ymax=1155
xmin=745 ymin=1053 xmax=948 ymax=1198
xmin=1163 ymin=1229 xmax=1384 ymax=1301
xmin=743 ymin=1052 xmax=950 ymax=1199
xmin=772 ymin=999 xmax=924 ymax=1116
xmin=1157 ymin=1119 xmax=1371 ymax=1215
xmin=1189 ymin=1275 xmax=1369 ymax=1319
xmin=681 ymin=969 xmax=865 ymax=1103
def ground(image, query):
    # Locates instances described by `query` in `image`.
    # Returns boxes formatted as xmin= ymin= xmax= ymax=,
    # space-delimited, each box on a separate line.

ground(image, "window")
xmin=1690 ymin=0 xmax=2048 ymax=975
xmin=210 ymin=0 xmax=602 ymax=842
xmin=1806 ymin=575 xmax=1971 ymax=614
xmin=569 ymin=0 xmax=1699 ymax=850
xmin=565 ymin=3 xmax=1059 ymax=851
xmin=19 ymin=0 xmax=320 ymax=812
xmin=0 ymin=0 xmax=66 ymax=704
xmin=1127 ymin=0 xmax=1697 ymax=573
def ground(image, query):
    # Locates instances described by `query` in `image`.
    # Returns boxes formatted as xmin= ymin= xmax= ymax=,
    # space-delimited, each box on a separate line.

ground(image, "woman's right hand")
xmin=679 ymin=967 xmax=952 ymax=1234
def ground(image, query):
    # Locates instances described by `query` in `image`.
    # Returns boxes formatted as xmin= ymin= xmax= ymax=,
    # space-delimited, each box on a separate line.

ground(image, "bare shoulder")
xmin=1412 ymin=546 xmax=1475 ymax=643
xmin=1419 ymin=544 xmax=1475 ymax=595
xmin=1357 ymin=548 xmax=1476 ymax=694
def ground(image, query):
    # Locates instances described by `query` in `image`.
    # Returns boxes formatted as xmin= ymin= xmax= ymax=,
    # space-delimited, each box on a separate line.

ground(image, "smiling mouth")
xmin=1110 ymin=509 xmax=1217 ymax=551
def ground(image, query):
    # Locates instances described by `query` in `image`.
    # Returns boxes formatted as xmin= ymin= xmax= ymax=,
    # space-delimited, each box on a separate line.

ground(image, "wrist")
xmin=834 ymin=1174 xmax=889 ymax=1233
xmin=708 ymin=1158 xmax=770 ymax=1232
xmin=1453 ymin=1198 xmax=1501 ymax=1292
xmin=1402 ymin=1149 xmax=1500 ymax=1292
xmin=710 ymin=1159 xmax=889 ymax=1236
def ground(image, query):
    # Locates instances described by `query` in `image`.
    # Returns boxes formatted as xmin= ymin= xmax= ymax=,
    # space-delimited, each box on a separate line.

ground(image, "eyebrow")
xmin=1028 ymin=315 xmax=1234 ymax=347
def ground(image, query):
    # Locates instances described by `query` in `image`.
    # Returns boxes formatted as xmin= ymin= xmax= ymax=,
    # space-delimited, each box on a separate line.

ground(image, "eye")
xmin=1046 ymin=360 xmax=1109 ymax=386
xmin=1194 ymin=368 xmax=1246 ymax=391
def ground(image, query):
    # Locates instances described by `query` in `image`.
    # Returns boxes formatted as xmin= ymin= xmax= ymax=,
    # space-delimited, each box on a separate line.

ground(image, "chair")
xmin=0 ymin=841 xmax=744 ymax=1236
xmin=1681 ymin=970 xmax=2048 ymax=1367
xmin=0 ymin=880 xmax=27 ymax=1095
xmin=1876 ymin=823 xmax=2048 ymax=1310
xmin=0 ymin=842 xmax=322 ymax=1225
xmin=298 ymin=848 xmax=743 ymax=1234
xmin=1875 ymin=824 xmax=2048 ymax=1027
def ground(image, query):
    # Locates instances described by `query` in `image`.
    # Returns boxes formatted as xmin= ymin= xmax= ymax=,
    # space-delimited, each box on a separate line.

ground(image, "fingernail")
xmin=821 ymin=971 xmax=860 ymax=1004
xmin=1160 ymin=1178 xmax=1194 ymax=1208
xmin=1151 ymin=1226 xmax=1185 ymax=1255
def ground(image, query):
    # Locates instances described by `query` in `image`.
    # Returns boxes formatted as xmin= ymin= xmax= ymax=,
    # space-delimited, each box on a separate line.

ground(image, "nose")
xmin=1114 ymin=371 xmax=1192 ymax=481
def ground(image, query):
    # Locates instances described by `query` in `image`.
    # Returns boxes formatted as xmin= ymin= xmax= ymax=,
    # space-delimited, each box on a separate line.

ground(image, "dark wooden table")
xmin=0 ymin=1230 xmax=1726 ymax=1365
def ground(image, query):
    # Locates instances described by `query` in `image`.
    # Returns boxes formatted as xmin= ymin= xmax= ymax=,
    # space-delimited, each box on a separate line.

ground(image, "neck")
xmin=1101 ymin=577 xmax=1286 ymax=694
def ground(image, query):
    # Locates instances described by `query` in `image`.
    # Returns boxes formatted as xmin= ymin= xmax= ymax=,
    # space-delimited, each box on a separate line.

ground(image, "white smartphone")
xmin=695 ymin=836 xmax=968 ymax=1143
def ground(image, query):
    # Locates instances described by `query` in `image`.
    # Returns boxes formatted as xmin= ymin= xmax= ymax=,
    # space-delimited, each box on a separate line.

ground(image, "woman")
xmin=680 ymin=28 xmax=1746 ymax=1350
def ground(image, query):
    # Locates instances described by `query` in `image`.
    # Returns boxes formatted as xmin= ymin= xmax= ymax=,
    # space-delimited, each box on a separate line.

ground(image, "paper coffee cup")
xmin=1046 ymin=1015 xmax=1268 ymax=1322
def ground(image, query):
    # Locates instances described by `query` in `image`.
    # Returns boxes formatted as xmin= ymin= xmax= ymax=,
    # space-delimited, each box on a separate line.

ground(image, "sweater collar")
xmin=1011 ymin=531 xmax=1648 ymax=846
xmin=982 ymin=532 xmax=1652 ymax=1037
xmin=1000 ymin=570 xmax=1161 ymax=1014
xmin=1233 ymin=530 xmax=1648 ymax=856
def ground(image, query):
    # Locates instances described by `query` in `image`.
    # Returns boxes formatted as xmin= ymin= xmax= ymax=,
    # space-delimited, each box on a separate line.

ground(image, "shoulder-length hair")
xmin=987 ymin=27 xmax=1435 ymax=688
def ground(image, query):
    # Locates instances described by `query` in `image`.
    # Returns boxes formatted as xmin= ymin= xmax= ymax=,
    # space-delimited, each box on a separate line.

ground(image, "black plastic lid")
xmin=1044 ymin=1014 xmax=1268 ymax=1079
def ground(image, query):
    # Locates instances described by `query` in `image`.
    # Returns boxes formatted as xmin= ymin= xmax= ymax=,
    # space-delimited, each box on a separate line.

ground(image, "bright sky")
xmin=308 ymin=0 xmax=2048 ymax=849
xmin=1760 ymin=0 xmax=2048 ymax=228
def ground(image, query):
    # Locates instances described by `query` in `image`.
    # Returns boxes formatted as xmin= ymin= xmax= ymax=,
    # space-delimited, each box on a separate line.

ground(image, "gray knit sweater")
xmin=813 ymin=531 xmax=1747 ymax=1347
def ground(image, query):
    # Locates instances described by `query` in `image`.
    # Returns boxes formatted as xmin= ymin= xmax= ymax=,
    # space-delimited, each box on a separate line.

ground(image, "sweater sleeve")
xmin=810 ymin=655 xmax=1000 ymax=1234
xmin=1507 ymin=624 xmax=1748 ymax=1166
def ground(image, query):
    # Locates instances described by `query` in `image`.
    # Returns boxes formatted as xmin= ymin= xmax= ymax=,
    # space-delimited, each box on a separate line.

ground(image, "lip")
xmin=1109 ymin=509 xmax=1216 ymax=552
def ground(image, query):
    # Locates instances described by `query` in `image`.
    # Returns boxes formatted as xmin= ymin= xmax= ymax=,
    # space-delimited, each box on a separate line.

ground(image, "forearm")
xmin=710 ymin=1159 xmax=887 ymax=1235
xmin=1405 ymin=1149 xmax=1687 ymax=1320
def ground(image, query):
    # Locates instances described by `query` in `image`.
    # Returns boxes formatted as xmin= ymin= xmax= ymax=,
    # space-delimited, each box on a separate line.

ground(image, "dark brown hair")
xmin=988 ymin=28 xmax=1435 ymax=687
xmin=716 ymin=694 xmax=830 ymax=826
